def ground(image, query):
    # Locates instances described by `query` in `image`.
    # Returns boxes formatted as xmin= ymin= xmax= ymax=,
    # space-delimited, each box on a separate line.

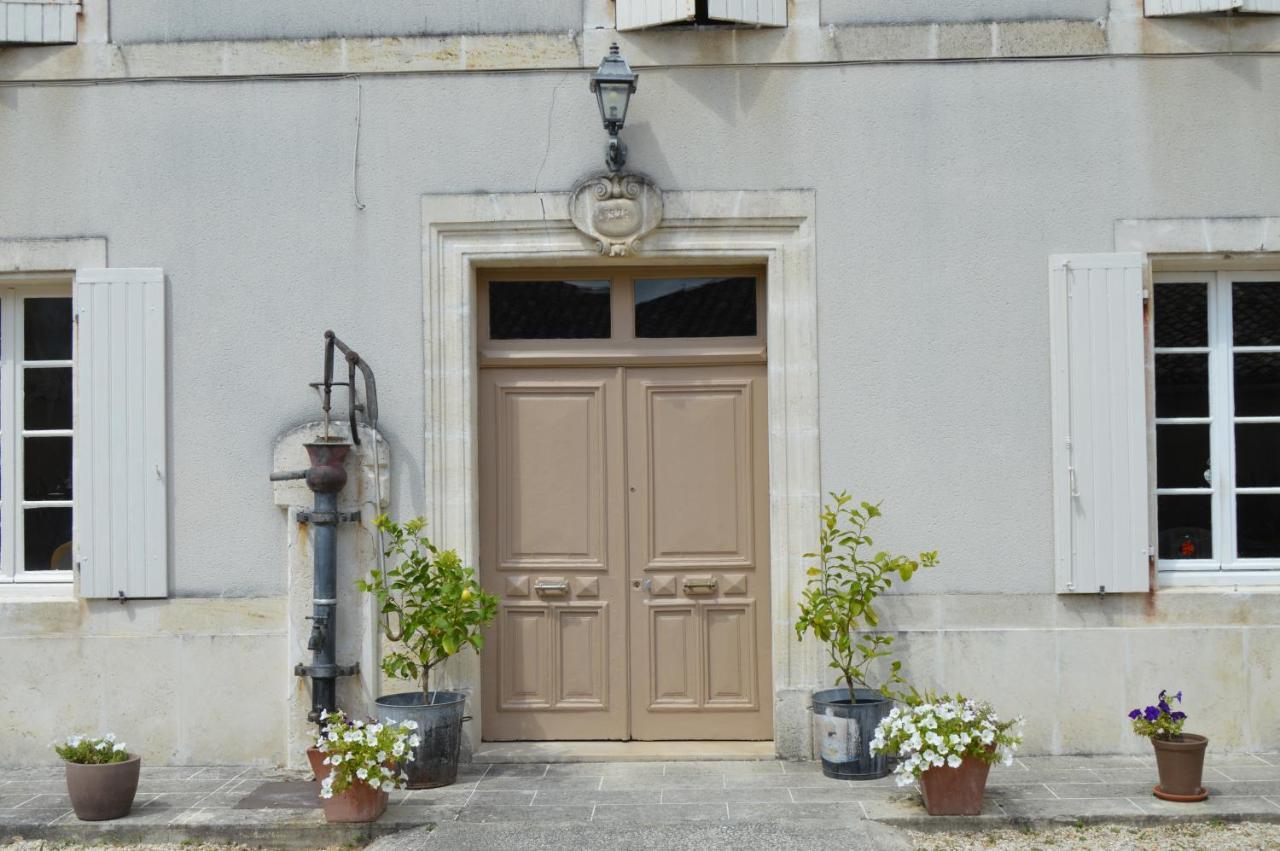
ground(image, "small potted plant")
xmin=871 ymin=694 xmax=1023 ymax=816
xmin=315 ymin=710 xmax=416 ymax=823
xmin=1129 ymin=689 xmax=1207 ymax=802
xmin=360 ymin=516 xmax=497 ymax=788
xmin=795 ymin=491 xmax=938 ymax=779
xmin=52 ymin=734 xmax=139 ymax=821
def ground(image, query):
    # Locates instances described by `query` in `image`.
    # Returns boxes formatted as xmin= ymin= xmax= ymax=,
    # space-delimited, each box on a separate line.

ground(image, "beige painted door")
xmin=479 ymin=365 xmax=771 ymax=741
xmin=625 ymin=366 xmax=772 ymax=740
xmin=478 ymin=368 xmax=629 ymax=740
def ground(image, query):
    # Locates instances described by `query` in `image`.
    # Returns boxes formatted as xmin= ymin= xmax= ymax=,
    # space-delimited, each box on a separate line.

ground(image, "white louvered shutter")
xmin=0 ymin=2 xmax=79 ymax=44
xmin=707 ymin=0 xmax=786 ymax=26
xmin=1145 ymin=0 xmax=1239 ymax=15
xmin=1048 ymin=254 xmax=1151 ymax=594
xmin=74 ymin=268 xmax=168 ymax=599
xmin=616 ymin=0 xmax=695 ymax=30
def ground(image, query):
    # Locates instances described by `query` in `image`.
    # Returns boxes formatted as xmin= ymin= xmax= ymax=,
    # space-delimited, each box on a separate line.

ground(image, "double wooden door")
xmin=479 ymin=364 xmax=772 ymax=740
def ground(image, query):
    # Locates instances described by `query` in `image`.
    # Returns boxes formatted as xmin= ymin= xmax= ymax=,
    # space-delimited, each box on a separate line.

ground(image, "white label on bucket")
xmin=817 ymin=708 xmax=859 ymax=763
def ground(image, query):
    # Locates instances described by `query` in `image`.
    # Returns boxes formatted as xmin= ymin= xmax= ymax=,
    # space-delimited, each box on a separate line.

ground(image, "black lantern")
xmin=589 ymin=43 xmax=637 ymax=172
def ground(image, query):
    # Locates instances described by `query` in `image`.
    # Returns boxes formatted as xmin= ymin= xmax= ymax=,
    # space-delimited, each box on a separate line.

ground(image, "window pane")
xmin=1237 ymin=495 xmax=1280 ymax=559
xmin=488 ymin=280 xmax=610 ymax=340
xmin=1233 ymin=353 xmax=1280 ymax=417
xmin=1154 ymin=354 xmax=1209 ymax=418
xmin=23 ymin=297 xmax=72 ymax=360
xmin=23 ymin=507 xmax=72 ymax=572
xmin=1154 ymin=283 xmax=1208 ymax=348
xmin=24 ymin=436 xmax=72 ymax=500
xmin=1156 ymin=425 xmax=1211 ymax=489
xmin=1233 ymin=281 xmax=1280 ymax=347
xmin=634 ymin=277 xmax=757 ymax=338
xmin=1157 ymin=495 xmax=1212 ymax=560
xmin=24 ymin=367 xmax=71 ymax=430
xmin=1236 ymin=423 xmax=1280 ymax=488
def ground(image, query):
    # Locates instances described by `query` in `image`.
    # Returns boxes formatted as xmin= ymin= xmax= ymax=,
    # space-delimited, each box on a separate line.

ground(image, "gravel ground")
xmin=908 ymin=821 xmax=1280 ymax=850
xmin=5 ymin=822 xmax=1280 ymax=850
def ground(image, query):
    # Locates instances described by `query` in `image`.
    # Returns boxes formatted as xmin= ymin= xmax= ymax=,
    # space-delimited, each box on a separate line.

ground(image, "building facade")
xmin=2 ymin=0 xmax=1279 ymax=765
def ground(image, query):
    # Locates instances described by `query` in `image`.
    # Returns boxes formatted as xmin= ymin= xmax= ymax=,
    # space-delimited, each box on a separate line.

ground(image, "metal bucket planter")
xmin=375 ymin=690 xmax=467 ymax=789
xmin=811 ymin=687 xmax=893 ymax=780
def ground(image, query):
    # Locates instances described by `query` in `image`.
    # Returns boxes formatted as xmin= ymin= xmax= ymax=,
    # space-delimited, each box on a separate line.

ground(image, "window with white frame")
xmin=1154 ymin=271 xmax=1280 ymax=577
xmin=0 ymin=280 xmax=74 ymax=585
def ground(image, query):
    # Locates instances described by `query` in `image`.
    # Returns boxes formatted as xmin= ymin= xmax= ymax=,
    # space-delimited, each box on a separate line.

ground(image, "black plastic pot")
xmin=811 ymin=687 xmax=893 ymax=780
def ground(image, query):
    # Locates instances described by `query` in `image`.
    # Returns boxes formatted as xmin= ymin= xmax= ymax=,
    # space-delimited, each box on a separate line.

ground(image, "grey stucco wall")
xmin=108 ymin=0 xmax=583 ymax=42
xmin=821 ymin=0 xmax=1111 ymax=24
xmin=3 ymin=56 xmax=1280 ymax=597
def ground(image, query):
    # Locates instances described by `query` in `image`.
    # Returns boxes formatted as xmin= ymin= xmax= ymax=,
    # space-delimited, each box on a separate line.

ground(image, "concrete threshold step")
xmin=472 ymin=740 xmax=777 ymax=763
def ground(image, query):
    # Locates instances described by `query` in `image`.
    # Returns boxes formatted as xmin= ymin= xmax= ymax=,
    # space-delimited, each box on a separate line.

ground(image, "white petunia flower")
xmin=947 ymin=754 xmax=962 ymax=768
xmin=408 ymin=735 xmax=421 ymax=748
xmin=368 ymin=777 xmax=381 ymax=790
xmin=356 ymin=767 xmax=369 ymax=780
xmin=113 ymin=743 xmax=127 ymax=752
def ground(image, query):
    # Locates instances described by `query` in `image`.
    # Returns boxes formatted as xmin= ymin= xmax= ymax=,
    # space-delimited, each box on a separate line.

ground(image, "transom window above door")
xmin=1154 ymin=271 xmax=1280 ymax=581
xmin=478 ymin=269 xmax=765 ymax=364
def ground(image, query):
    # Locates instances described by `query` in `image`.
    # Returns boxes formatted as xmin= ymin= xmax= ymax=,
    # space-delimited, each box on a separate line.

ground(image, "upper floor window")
xmin=0 ymin=281 xmax=74 ymax=586
xmin=1145 ymin=0 xmax=1280 ymax=18
xmin=615 ymin=0 xmax=786 ymax=31
xmin=1155 ymin=271 xmax=1280 ymax=576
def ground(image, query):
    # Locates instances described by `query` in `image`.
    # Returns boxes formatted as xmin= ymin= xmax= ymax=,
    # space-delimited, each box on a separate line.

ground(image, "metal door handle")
xmin=534 ymin=579 xmax=569 ymax=596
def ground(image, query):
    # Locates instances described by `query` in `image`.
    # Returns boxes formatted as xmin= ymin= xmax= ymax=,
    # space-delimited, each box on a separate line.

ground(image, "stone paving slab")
xmin=2 ymin=755 xmax=1280 ymax=848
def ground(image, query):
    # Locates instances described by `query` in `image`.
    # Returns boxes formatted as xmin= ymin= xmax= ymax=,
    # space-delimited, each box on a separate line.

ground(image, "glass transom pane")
xmin=634 ymin=277 xmax=757 ymax=338
xmin=488 ymin=281 xmax=610 ymax=340
xmin=23 ymin=297 xmax=72 ymax=361
xmin=1154 ymin=283 xmax=1208 ymax=349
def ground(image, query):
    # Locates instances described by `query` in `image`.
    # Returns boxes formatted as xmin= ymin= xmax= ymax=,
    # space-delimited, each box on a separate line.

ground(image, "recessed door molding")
xmin=421 ymin=188 xmax=820 ymax=759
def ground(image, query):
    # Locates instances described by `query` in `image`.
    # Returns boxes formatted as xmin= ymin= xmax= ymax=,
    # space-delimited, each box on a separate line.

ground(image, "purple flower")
xmin=1144 ymin=706 xmax=1160 ymax=723
xmin=1171 ymin=711 xmax=1186 ymax=721
xmin=1158 ymin=700 xmax=1171 ymax=713
xmin=1174 ymin=691 xmax=1183 ymax=702
xmin=1128 ymin=709 xmax=1141 ymax=720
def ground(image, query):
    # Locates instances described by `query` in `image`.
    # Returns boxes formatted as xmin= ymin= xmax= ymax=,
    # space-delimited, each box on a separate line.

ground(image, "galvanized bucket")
xmin=811 ymin=687 xmax=893 ymax=780
xmin=375 ymin=690 xmax=467 ymax=789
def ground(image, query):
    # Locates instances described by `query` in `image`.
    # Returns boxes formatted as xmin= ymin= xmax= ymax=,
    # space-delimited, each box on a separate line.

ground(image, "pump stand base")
xmin=294 ymin=662 xmax=360 ymax=679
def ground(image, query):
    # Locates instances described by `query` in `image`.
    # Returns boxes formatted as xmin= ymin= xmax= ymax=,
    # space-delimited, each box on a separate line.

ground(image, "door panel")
xmin=626 ymin=366 xmax=772 ymax=740
xmin=480 ymin=369 xmax=628 ymax=740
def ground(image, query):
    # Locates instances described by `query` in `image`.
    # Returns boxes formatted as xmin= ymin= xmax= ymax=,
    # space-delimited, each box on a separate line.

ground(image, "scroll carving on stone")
xmin=569 ymin=172 xmax=663 ymax=256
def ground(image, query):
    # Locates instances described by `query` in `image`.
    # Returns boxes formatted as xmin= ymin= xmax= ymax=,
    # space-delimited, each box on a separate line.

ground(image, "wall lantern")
xmin=589 ymin=43 xmax=638 ymax=172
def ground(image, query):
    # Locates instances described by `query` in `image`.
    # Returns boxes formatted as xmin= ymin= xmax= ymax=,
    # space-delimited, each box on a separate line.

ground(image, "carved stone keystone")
xmin=569 ymin=172 xmax=663 ymax=256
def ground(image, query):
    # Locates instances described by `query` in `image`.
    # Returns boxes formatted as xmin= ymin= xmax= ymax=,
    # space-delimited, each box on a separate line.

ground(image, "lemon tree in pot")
xmin=359 ymin=515 xmax=497 ymax=789
xmin=795 ymin=492 xmax=938 ymax=780
xmin=1129 ymin=689 xmax=1208 ymax=802
xmin=53 ymin=734 xmax=139 ymax=821
xmin=871 ymin=694 xmax=1023 ymax=816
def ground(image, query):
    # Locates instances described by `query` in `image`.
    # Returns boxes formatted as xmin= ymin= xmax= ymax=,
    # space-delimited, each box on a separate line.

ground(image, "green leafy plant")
xmin=359 ymin=516 xmax=498 ymax=701
xmin=1128 ymin=689 xmax=1187 ymax=740
xmin=794 ymin=492 xmax=938 ymax=700
xmin=52 ymin=734 xmax=130 ymax=765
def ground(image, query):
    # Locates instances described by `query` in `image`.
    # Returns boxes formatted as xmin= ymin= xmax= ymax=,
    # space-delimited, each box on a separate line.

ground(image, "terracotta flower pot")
xmin=1152 ymin=733 xmax=1208 ymax=801
xmin=306 ymin=746 xmax=331 ymax=783
xmin=321 ymin=780 xmax=389 ymax=823
xmin=919 ymin=755 xmax=993 ymax=816
xmin=64 ymin=755 xmax=141 ymax=821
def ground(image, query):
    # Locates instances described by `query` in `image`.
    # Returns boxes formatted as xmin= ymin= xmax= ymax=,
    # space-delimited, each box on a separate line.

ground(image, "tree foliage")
xmin=358 ymin=516 xmax=497 ymax=701
xmin=794 ymin=492 xmax=938 ymax=700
